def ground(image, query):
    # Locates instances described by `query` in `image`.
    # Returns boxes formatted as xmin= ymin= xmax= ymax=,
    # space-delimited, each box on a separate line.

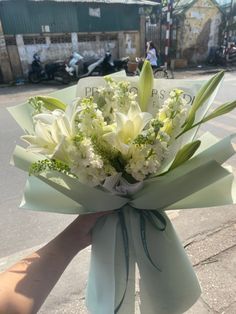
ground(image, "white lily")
xmin=22 ymin=121 xmax=57 ymax=155
xmin=22 ymin=108 xmax=77 ymax=159
xmin=103 ymin=103 xmax=152 ymax=154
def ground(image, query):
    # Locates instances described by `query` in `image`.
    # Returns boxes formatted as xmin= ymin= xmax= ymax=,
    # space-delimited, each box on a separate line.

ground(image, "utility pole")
xmin=0 ymin=19 xmax=13 ymax=83
xmin=164 ymin=0 xmax=173 ymax=68
xmin=225 ymin=0 xmax=234 ymax=48
xmin=229 ymin=0 xmax=234 ymax=44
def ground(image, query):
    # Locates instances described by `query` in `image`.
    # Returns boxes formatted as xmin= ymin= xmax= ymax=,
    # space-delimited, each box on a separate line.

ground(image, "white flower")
xmin=22 ymin=108 xmax=78 ymax=159
xmin=158 ymin=89 xmax=190 ymax=142
xmin=68 ymin=138 xmax=116 ymax=186
xmin=103 ymin=103 xmax=152 ymax=155
xmin=95 ymin=78 xmax=137 ymax=122
xmin=76 ymin=97 xmax=108 ymax=137
xmin=125 ymin=141 xmax=167 ymax=181
xmin=23 ymin=83 xmax=192 ymax=186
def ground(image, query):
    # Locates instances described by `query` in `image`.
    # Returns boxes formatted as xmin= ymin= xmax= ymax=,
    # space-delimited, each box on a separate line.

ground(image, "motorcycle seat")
xmin=84 ymin=58 xmax=100 ymax=67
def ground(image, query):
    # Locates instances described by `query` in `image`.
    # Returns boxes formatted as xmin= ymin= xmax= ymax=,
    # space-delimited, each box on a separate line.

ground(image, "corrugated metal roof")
xmin=173 ymin=0 xmax=196 ymax=15
xmin=0 ymin=0 xmax=152 ymax=34
xmin=0 ymin=0 xmax=159 ymax=5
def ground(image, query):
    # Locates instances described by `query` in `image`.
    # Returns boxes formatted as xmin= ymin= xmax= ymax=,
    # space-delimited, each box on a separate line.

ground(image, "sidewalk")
xmin=171 ymin=205 xmax=236 ymax=314
xmin=173 ymin=65 xmax=236 ymax=79
xmin=1 ymin=65 xmax=235 ymax=89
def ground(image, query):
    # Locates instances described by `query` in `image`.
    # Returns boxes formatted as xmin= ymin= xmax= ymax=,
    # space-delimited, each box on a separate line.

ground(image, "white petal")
xmin=57 ymin=116 xmax=71 ymax=137
xmin=140 ymin=112 xmax=153 ymax=128
xmin=33 ymin=113 xmax=55 ymax=124
xmin=103 ymin=132 xmax=116 ymax=146
xmin=115 ymin=112 xmax=127 ymax=131
xmin=50 ymin=121 xmax=62 ymax=143
xmin=35 ymin=122 xmax=54 ymax=143
xmin=120 ymin=120 xmax=135 ymax=142
xmin=21 ymin=135 xmax=38 ymax=145
xmin=128 ymin=102 xmax=141 ymax=119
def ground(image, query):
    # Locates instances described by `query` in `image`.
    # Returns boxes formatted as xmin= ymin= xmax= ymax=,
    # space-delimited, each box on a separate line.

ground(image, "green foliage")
xmin=168 ymin=140 xmax=201 ymax=171
xmin=29 ymin=95 xmax=66 ymax=113
xmin=30 ymin=159 xmax=75 ymax=177
xmin=176 ymin=71 xmax=225 ymax=138
xmin=192 ymin=100 xmax=236 ymax=127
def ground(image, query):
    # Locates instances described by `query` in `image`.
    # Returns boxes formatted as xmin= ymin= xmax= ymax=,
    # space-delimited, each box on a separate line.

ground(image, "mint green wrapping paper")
xmin=132 ymin=211 xmax=200 ymax=314
xmin=7 ymin=75 xmax=236 ymax=313
xmin=87 ymin=209 xmax=200 ymax=314
xmin=87 ymin=212 xmax=136 ymax=314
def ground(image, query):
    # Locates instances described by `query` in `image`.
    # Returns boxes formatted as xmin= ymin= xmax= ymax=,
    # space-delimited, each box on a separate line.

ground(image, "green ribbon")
xmin=139 ymin=209 xmax=166 ymax=272
xmin=115 ymin=210 xmax=130 ymax=314
xmin=115 ymin=207 xmax=167 ymax=313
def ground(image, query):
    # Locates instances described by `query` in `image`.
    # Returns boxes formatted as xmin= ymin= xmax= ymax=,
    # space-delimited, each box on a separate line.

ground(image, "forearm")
xmin=0 ymin=217 xmax=86 ymax=314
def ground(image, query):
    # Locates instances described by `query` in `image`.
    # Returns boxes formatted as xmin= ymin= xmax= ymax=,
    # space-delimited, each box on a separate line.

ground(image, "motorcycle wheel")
xmin=61 ymin=73 xmax=71 ymax=84
xmin=153 ymin=68 xmax=173 ymax=79
xmin=28 ymin=72 xmax=42 ymax=84
xmin=153 ymin=68 xmax=165 ymax=79
xmin=54 ymin=71 xmax=71 ymax=84
xmin=91 ymin=66 xmax=103 ymax=76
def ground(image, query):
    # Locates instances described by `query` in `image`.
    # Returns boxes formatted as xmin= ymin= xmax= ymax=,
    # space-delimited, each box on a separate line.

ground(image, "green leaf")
xmin=35 ymin=96 xmax=67 ymax=111
xmin=138 ymin=60 xmax=154 ymax=112
xmin=177 ymin=100 xmax=236 ymax=137
xmin=197 ymin=100 xmax=236 ymax=125
xmin=182 ymin=71 xmax=225 ymax=131
xmin=168 ymin=140 xmax=201 ymax=172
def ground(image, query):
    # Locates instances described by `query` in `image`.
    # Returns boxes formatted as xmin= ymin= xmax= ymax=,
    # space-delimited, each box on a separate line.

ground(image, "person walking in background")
xmin=146 ymin=41 xmax=159 ymax=68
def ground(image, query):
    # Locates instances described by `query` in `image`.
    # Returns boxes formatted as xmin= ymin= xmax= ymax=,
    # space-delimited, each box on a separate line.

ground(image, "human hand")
xmin=62 ymin=212 xmax=109 ymax=252
xmin=75 ymin=212 xmax=107 ymax=248
xmin=0 ymin=212 xmax=109 ymax=314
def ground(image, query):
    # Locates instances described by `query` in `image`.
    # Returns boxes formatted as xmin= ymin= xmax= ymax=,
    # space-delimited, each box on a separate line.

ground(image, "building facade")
xmin=0 ymin=0 xmax=157 ymax=82
xmin=172 ymin=0 xmax=223 ymax=64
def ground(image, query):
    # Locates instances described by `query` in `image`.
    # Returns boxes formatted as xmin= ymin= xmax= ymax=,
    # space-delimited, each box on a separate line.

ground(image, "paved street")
xmin=0 ymin=70 xmax=236 ymax=313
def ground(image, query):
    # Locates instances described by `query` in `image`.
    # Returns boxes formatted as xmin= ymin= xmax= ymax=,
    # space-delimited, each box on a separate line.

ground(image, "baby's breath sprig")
xmin=29 ymin=159 xmax=76 ymax=177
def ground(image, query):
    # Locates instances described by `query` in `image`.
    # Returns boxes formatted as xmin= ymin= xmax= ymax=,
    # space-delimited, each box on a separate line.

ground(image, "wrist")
xmin=53 ymin=224 xmax=85 ymax=260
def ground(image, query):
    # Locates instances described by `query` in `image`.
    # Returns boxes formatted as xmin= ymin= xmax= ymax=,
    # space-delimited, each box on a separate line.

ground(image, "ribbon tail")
xmin=86 ymin=214 xmax=118 ymax=314
xmin=114 ymin=209 xmax=136 ymax=314
xmin=86 ymin=209 xmax=136 ymax=314
xmin=130 ymin=210 xmax=201 ymax=314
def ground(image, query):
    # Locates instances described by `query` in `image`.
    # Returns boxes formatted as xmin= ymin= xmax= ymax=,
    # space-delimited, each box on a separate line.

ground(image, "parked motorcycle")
xmin=65 ymin=52 xmax=129 ymax=80
xmin=207 ymin=46 xmax=227 ymax=66
xmin=113 ymin=56 xmax=130 ymax=73
xmin=28 ymin=53 xmax=69 ymax=84
xmin=227 ymin=43 xmax=236 ymax=64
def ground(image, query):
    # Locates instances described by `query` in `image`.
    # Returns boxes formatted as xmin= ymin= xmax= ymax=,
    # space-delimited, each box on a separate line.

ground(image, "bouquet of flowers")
xmin=8 ymin=62 xmax=236 ymax=314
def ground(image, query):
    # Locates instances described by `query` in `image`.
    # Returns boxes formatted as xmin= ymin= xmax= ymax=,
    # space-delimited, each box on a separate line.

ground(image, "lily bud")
xmin=138 ymin=60 xmax=154 ymax=112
